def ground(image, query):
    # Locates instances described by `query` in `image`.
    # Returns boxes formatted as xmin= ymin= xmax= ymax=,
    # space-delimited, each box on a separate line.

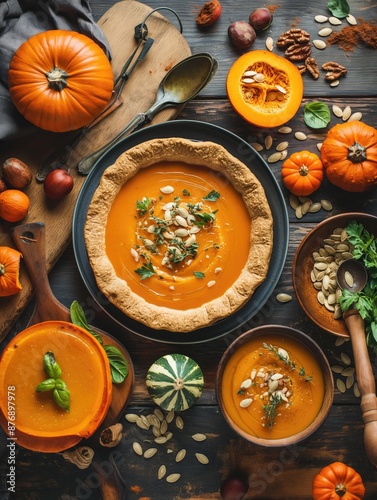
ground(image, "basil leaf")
xmin=303 ymin=101 xmax=331 ymax=129
xmin=43 ymin=351 xmax=62 ymax=379
xmin=103 ymin=345 xmax=129 ymax=384
xmin=36 ymin=378 xmax=56 ymax=392
xmin=327 ymin=0 xmax=350 ymax=18
xmin=53 ymin=380 xmax=70 ymax=411
xmin=70 ymin=300 xmax=103 ymax=344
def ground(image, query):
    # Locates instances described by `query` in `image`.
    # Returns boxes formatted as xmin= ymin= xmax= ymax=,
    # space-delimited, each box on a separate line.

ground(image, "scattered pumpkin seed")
xmin=331 ymin=365 xmax=344 ymax=374
xmin=346 ymin=374 xmax=355 ymax=389
xmin=133 ymin=442 xmax=143 ymax=456
xmin=276 ymin=141 xmax=289 ymax=151
xmin=175 ymin=449 xmax=187 ymax=462
xmin=341 ymin=366 xmax=355 ymax=377
xmin=340 ymin=352 xmax=351 ymax=365
xmin=344 ymin=271 xmax=354 ymax=288
xmin=276 ymin=293 xmax=292 ymax=303
xmin=250 ymin=142 xmax=264 ymax=152
xmin=315 ymin=15 xmax=328 ymax=23
xmin=158 ymin=465 xmax=167 ymax=480
xmin=346 ymin=14 xmax=357 ymax=25
xmin=125 ymin=413 xmax=139 ymax=423
xmin=166 ymin=410 xmax=175 ymax=424
xmin=195 ymin=453 xmax=209 ymax=465
xmin=308 ymin=202 xmax=322 ymax=213
xmin=265 ymin=135 xmax=273 ymax=150
xmin=330 ymin=80 xmax=340 ymax=87
xmin=289 ymin=194 xmax=299 ymax=210
xmin=166 ymin=473 xmax=181 ymax=483
xmin=154 ymin=436 xmax=168 ymax=444
xmin=313 ymin=39 xmax=327 ymax=49
xmin=320 ymin=199 xmax=333 ymax=211
xmin=318 ymin=27 xmax=332 ymax=36
xmin=160 ymin=185 xmax=174 ymax=194
xmin=144 ymin=447 xmax=158 ymax=459
xmin=342 ymin=106 xmax=352 ymax=121
xmin=294 ymin=131 xmax=307 ymax=141
xmin=175 ymin=415 xmax=184 ymax=429
xmin=348 ymin=112 xmax=362 ymax=122
xmin=192 ymin=433 xmax=207 ymax=442
xmin=335 ymin=336 xmax=348 ymax=346
xmin=329 ymin=16 xmax=342 ymax=25
xmin=278 ymin=126 xmax=292 ymax=134
xmin=268 ymin=152 xmax=283 ymax=163
xmin=332 ymin=105 xmax=343 ymax=117
xmin=354 ymin=382 xmax=360 ymax=398
xmin=240 ymin=398 xmax=253 ymax=408
xmin=266 ymin=36 xmax=274 ymax=51
xmin=336 ymin=378 xmax=346 ymax=393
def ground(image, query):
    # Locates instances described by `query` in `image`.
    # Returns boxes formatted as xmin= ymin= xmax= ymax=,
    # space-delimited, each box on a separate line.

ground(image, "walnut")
xmin=321 ymin=61 xmax=347 ymax=81
xmin=284 ymin=43 xmax=312 ymax=61
xmin=305 ymin=57 xmax=320 ymax=80
xmin=297 ymin=65 xmax=307 ymax=75
xmin=277 ymin=28 xmax=311 ymax=48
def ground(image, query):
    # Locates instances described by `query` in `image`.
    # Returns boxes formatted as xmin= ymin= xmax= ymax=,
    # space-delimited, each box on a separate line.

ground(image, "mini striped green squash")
xmin=146 ymin=354 xmax=204 ymax=411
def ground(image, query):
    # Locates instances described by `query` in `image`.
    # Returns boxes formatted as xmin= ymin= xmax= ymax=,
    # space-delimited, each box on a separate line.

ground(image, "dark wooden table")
xmin=1 ymin=0 xmax=377 ymax=498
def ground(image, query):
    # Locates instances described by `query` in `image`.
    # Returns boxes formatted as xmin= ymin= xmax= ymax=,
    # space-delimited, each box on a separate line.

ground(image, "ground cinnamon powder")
xmin=327 ymin=20 xmax=377 ymax=52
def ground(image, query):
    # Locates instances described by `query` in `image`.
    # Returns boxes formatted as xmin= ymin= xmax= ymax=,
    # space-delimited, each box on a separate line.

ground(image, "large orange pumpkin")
xmin=321 ymin=121 xmax=377 ymax=192
xmin=226 ymin=50 xmax=303 ymax=128
xmin=0 ymin=246 xmax=22 ymax=297
xmin=8 ymin=30 xmax=114 ymax=133
xmin=312 ymin=462 xmax=365 ymax=500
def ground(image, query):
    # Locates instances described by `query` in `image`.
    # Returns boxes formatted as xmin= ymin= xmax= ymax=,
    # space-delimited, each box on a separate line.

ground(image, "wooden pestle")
xmin=344 ymin=309 xmax=377 ymax=467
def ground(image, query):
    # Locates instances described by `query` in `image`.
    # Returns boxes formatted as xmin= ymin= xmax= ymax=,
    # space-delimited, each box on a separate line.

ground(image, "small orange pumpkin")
xmin=0 ymin=189 xmax=30 ymax=222
xmin=8 ymin=30 xmax=114 ymax=133
xmin=0 ymin=246 xmax=22 ymax=297
xmin=281 ymin=150 xmax=324 ymax=196
xmin=226 ymin=50 xmax=303 ymax=128
xmin=321 ymin=121 xmax=377 ymax=192
xmin=312 ymin=462 xmax=365 ymax=500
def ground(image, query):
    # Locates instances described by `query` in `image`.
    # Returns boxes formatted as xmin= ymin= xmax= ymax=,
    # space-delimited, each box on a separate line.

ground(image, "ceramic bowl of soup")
xmin=0 ymin=321 xmax=113 ymax=453
xmin=216 ymin=324 xmax=333 ymax=447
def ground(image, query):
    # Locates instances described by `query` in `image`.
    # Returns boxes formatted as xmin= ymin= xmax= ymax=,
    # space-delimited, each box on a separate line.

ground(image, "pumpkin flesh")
xmin=8 ymin=30 xmax=114 ymax=132
xmin=226 ymin=50 xmax=303 ymax=128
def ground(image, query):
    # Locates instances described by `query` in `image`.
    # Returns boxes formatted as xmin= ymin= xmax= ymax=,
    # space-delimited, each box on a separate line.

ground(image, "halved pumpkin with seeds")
xmin=226 ymin=50 xmax=303 ymax=128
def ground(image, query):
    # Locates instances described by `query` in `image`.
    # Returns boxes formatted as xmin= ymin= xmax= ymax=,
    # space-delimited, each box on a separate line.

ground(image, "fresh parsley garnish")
xmin=136 ymin=198 xmax=151 ymax=215
xmin=203 ymin=190 xmax=220 ymax=202
xmin=182 ymin=189 xmax=190 ymax=196
xmin=135 ymin=261 xmax=156 ymax=280
xmin=194 ymin=271 xmax=205 ymax=279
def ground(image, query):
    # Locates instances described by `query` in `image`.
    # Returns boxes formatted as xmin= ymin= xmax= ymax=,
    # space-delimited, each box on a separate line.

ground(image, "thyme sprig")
xmin=263 ymin=343 xmax=313 ymax=382
xmin=262 ymin=393 xmax=283 ymax=429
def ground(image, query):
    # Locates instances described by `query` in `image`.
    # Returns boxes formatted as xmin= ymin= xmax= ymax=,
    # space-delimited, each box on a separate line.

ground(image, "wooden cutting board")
xmin=0 ymin=0 xmax=191 ymax=342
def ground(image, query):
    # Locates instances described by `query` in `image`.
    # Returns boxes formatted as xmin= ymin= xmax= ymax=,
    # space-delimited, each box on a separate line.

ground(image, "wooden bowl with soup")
xmin=216 ymin=325 xmax=333 ymax=447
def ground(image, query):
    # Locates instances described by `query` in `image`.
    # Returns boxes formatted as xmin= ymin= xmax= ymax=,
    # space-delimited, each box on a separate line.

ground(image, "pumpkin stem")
xmin=299 ymin=165 xmax=310 ymax=176
xmin=348 ymin=142 xmax=367 ymax=163
xmin=46 ymin=67 xmax=69 ymax=91
xmin=335 ymin=483 xmax=347 ymax=497
xmin=173 ymin=377 xmax=185 ymax=390
xmin=0 ymin=263 xmax=5 ymax=276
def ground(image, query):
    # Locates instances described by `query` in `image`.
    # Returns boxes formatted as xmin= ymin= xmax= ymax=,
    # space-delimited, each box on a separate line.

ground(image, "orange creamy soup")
xmin=0 ymin=324 xmax=109 ymax=436
xmin=221 ymin=334 xmax=325 ymax=439
xmin=105 ymin=162 xmax=251 ymax=309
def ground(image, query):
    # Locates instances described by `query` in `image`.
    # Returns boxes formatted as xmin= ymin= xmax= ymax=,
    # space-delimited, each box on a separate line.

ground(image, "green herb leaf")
xmin=327 ymin=0 xmax=350 ymax=18
xmin=135 ymin=261 xmax=156 ymax=280
xmin=103 ymin=345 xmax=129 ymax=384
xmin=70 ymin=301 xmax=103 ymax=344
xmin=53 ymin=379 xmax=70 ymax=411
xmin=182 ymin=189 xmax=190 ymax=196
xmin=263 ymin=393 xmax=283 ymax=429
xmin=36 ymin=378 xmax=56 ymax=392
xmin=136 ymin=197 xmax=151 ymax=215
xmin=43 ymin=351 xmax=62 ymax=379
xmin=203 ymin=190 xmax=220 ymax=201
xmin=194 ymin=271 xmax=205 ymax=279
xmin=303 ymin=101 xmax=331 ymax=129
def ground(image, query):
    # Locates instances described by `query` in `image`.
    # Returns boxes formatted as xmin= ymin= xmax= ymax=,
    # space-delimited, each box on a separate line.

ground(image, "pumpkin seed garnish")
xmin=158 ymin=464 xmax=167 ymax=480
xmin=144 ymin=447 xmax=158 ymax=459
xmin=175 ymin=449 xmax=187 ymax=462
xmin=132 ymin=442 xmax=143 ymax=456
xmin=166 ymin=473 xmax=181 ymax=483
xmin=192 ymin=433 xmax=207 ymax=442
xmin=336 ymin=378 xmax=346 ymax=393
xmin=195 ymin=453 xmax=209 ymax=464
xmin=276 ymin=293 xmax=292 ymax=303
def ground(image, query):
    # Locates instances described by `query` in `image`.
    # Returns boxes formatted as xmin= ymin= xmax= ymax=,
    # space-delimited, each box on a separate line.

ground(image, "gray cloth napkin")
xmin=0 ymin=0 xmax=112 ymax=141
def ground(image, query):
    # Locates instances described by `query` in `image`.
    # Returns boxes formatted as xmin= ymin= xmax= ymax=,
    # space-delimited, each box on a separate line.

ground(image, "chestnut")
xmin=228 ymin=21 xmax=256 ymax=50
xmin=249 ymin=7 xmax=273 ymax=32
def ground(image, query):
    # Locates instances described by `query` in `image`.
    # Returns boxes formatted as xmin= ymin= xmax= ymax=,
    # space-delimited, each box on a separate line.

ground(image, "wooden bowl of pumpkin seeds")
xmin=292 ymin=212 xmax=377 ymax=337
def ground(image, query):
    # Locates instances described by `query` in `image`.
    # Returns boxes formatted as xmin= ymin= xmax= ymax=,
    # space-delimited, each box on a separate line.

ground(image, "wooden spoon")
xmin=11 ymin=222 xmax=134 ymax=426
xmin=336 ymin=259 xmax=377 ymax=466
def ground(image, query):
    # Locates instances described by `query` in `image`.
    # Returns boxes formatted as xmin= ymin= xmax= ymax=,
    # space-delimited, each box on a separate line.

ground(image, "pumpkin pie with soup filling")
xmin=84 ymin=138 xmax=273 ymax=332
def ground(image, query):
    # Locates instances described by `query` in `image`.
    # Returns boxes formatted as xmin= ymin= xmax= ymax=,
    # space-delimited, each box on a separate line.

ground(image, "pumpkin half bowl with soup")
xmin=216 ymin=325 xmax=333 ymax=447
xmin=84 ymin=137 xmax=274 ymax=333
xmin=0 ymin=321 xmax=113 ymax=453
xmin=292 ymin=212 xmax=377 ymax=337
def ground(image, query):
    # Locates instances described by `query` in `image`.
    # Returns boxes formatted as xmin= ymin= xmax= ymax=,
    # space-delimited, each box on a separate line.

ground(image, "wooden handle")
xmin=344 ymin=309 xmax=377 ymax=466
xmin=11 ymin=222 xmax=70 ymax=324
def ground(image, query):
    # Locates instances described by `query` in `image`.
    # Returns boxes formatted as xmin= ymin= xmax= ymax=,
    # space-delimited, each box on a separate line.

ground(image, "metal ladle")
xmin=77 ymin=52 xmax=218 ymax=175
xmin=336 ymin=259 xmax=377 ymax=466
